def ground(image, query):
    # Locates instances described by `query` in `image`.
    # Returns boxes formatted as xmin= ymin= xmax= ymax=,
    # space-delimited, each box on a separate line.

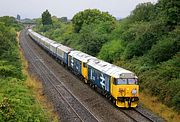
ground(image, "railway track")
xmin=20 ymin=29 xmax=164 ymax=122
xmin=120 ymin=108 xmax=154 ymax=122
xmin=20 ymin=30 xmax=99 ymax=122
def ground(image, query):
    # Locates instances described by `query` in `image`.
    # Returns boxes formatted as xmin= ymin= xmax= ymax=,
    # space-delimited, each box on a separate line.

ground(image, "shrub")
xmin=98 ymin=39 xmax=125 ymax=63
xmin=148 ymin=31 xmax=180 ymax=64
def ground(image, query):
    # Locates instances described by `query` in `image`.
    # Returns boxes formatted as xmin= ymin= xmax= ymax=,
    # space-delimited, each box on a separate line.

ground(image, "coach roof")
xmin=69 ymin=51 xmax=96 ymax=63
xmin=57 ymin=44 xmax=72 ymax=53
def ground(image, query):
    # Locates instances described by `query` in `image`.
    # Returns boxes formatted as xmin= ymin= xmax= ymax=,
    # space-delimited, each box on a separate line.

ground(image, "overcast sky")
xmin=0 ymin=0 xmax=157 ymax=19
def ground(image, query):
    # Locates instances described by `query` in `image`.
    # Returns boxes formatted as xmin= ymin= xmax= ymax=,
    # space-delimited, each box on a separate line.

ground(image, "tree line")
xmin=35 ymin=0 xmax=180 ymax=112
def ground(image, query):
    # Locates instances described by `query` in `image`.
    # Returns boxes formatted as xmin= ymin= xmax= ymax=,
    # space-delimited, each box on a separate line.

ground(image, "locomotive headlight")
xmin=132 ymin=89 xmax=137 ymax=95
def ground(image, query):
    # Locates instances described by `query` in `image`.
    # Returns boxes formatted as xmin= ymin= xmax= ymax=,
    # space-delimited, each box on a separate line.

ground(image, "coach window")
xmin=83 ymin=63 xmax=87 ymax=68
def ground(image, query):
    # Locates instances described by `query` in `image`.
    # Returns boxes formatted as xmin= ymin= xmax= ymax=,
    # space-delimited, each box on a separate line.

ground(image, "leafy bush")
xmin=148 ymin=38 xmax=179 ymax=64
xmin=148 ymin=26 xmax=180 ymax=64
xmin=0 ymin=78 xmax=48 ymax=122
xmin=140 ymin=53 xmax=180 ymax=111
xmin=0 ymin=16 xmax=23 ymax=31
xmin=123 ymin=21 xmax=166 ymax=59
xmin=77 ymin=23 xmax=109 ymax=56
xmin=98 ymin=39 xmax=125 ymax=63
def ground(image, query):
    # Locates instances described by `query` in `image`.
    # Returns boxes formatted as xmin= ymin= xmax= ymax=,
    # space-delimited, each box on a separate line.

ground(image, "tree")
xmin=0 ymin=16 xmax=17 ymax=26
xmin=78 ymin=23 xmax=108 ymax=56
xmin=72 ymin=9 xmax=115 ymax=32
xmin=41 ymin=9 xmax=52 ymax=26
xmin=156 ymin=0 xmax=180 ymax=30
xmin=59 ymin=17 xmax=68 ymax=22
xmin=130 ymin=2 xmax=155 ymax=22
xmin=148 ymin=27 xmax=180 ymax=64
xmin=122 ymin=22 xmax=161 ymax=59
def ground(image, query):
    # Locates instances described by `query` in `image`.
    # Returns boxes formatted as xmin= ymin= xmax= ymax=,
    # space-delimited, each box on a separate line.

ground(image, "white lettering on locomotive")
xmin=100 ymin=73 xmax=105 ymax=89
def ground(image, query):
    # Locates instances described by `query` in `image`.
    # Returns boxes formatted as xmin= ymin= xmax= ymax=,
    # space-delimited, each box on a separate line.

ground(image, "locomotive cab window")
xmin=128 ymin=79 xmax=138 ymax=84
xmin=114 ymin=79 xmax=128 ymax=85
xmin=83 ymin=63 xmax=87 ymax=68
xmin=114 ymin=79 xmax=138 ymax=85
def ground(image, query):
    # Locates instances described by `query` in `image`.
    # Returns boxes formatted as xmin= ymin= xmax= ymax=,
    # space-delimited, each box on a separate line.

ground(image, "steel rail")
xmin=21 ymin=30 xmax=99 ymax=122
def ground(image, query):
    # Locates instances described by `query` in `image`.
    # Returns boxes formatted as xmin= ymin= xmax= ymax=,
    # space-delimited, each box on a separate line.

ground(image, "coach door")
xmin=82 ymin=62 xmax=88 ymax=80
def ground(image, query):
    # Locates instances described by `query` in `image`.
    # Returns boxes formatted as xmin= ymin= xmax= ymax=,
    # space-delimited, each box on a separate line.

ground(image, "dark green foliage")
xmin=78 ymin=23 xmax=109 ymax=56
xmin=59 ymin=17 xmax=68 ymax=22
xmin=156 ymin=0 xmax=180 ymax=30
xmin=140 ymin=53 xmax=180 ymax=111
xmin=123 ymin=22 xmax=164 ymax=59
xmin=130 ymin=2 xmax=155 ymax=22
xmin=0 ymin=61 xmax=16 ymax=78
xmin=0 ymin=16 xmax=23 ymax=31
xmin=72 ymin=9 xmax=115 ymax=32
xmin=42 ymin=9 xmax=52 ymax=26
xmin=98 ymin=39 xmax=125 ymax=63
xmin=0 ymin=16 xmax=49 ymax=121
xmin=172 ymin=91 xmax=180 ymax=111
xmin=147 ymin=26 xmax=180 ymax=64
xmin=34 ymin=0 xmax=180 ymax=112
xmin=148 ymin=38 xmax=179 ymax=64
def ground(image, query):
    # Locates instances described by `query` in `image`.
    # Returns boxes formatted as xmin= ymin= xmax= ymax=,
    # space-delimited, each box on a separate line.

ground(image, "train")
xmin=27 ymin=29 xmax=139 ymax=108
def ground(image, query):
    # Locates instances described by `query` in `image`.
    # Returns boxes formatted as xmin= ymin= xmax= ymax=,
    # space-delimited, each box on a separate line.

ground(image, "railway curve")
xmin=20 ymin=29 xmax=165 ymax=122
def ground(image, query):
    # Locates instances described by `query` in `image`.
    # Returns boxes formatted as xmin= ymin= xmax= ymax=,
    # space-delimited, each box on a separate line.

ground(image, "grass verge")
xmin=140 ymin=90 xmax=180 ymax=122
xmin=18 ymin=32 xmax=59 ymax=121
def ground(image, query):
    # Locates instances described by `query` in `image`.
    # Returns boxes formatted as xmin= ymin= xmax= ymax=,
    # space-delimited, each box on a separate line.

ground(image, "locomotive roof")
xmin=88 ymin=58 xmax=137 ymax=79
xmin=69 ymin=51 xmax=96 ymax=63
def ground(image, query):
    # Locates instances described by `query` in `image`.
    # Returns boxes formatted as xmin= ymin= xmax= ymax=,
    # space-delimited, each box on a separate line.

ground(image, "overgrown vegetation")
xmin=34 ymin=0 xmax=180 ymax=113
xmin=0 ymin=16 xmax=49 ymax=121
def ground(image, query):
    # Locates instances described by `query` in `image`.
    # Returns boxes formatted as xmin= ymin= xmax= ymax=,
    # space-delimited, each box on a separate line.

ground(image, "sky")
xmin=0 ymin=0 xmax=158 ymax=19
